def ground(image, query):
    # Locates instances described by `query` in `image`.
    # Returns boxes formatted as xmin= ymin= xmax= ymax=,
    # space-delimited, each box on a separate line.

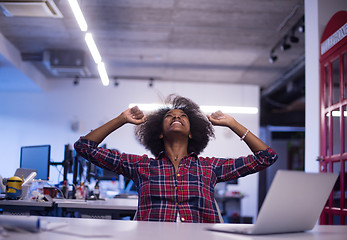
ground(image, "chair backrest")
xmin=214 ymin=199 xmax=224 ymax=223
xmin=133 ymin=200 xmax=224 ymax=223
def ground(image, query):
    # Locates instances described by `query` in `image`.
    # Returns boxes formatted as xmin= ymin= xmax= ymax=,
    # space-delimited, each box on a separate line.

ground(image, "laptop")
xmin=14 ymin=168 xmax=37 ymax=179
xmin=207 ymin=170 xmax=338 ymax=235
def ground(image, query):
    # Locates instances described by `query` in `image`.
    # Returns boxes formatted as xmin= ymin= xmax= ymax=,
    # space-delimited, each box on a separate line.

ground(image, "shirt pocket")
xmin=136 ymin=161 xmax=151 ymax=180
xmin=185 ymin=162 xmax=214 ymax=193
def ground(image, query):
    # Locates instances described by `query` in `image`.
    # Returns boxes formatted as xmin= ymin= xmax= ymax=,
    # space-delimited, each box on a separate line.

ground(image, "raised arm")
xmin=83 ymin=106 xmax=146 ymax=144
xmin=207 ymin=110 xmax=268 ymax=152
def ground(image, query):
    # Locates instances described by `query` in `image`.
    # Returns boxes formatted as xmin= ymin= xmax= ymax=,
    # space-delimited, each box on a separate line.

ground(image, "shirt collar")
xmin=156 ymin=151 xmax=198 ymax=160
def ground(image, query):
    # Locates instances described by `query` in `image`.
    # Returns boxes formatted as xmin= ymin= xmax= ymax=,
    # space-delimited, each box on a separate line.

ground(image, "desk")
xmin=1 ymin=216 xmax=347 ymax=240
xmin=215 ymin=195 xmax=244 ymax=223
xmin=0 ymin=198 xmax=138 ymax=219
xmin=55 ymin=198 xmax=138 ymax=219
xmin=0 ymin=199 xmax=54 ymax=216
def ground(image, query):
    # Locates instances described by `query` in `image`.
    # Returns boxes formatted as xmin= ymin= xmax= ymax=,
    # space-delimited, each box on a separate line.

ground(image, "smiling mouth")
xmin=171 ymin=121 xmax=183 ymax=126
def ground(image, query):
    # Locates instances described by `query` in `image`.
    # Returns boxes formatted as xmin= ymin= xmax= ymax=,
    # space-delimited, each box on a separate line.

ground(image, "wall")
xmin=0 ymin=77 xmax=262 ymax=220
xmin=305 ymin=0 xmax=347 ymax=172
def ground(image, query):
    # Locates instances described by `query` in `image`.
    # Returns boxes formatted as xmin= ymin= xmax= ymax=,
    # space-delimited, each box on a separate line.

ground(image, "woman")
xmin=74 ymin=95 xmax=277 ymax=223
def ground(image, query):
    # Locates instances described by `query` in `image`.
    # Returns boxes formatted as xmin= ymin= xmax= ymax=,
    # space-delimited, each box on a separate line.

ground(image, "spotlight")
xmin=113 ymin=77 xmax=120 ymax=87
xmin=297 ymin=15 xmax=305 ymax=33
xmin=148 ymin=78 xmax=154 ymax=87
xmin=73 ymin=76 xmax=79 ymax=85
xmin=280 ymin=37 xmax=291 ymax=51
xmin=289 ymin=29 xmax=299 ymax=43
xmin=269 ymin=55 xmax=278 ymax=64
xmin=297 ymin=25 xmax=305 ymax=33
xmin=290 ymin=35 xmax=299 ymax=43
xmin=281 ymin=42 xmax=291 ymax=51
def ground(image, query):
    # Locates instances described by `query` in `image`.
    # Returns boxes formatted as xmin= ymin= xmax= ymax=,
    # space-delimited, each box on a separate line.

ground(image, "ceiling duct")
xmin=43 ymin=49 xmax=91 ymax=77
xmin=0 ymin=0 xmax=62 ymax=18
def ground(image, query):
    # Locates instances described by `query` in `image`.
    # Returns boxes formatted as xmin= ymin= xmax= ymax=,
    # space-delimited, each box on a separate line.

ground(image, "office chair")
xmin=133 ymin=200 xmax=224 ymax=223
xmin=214 ymin=199 xmax=224 ymax=223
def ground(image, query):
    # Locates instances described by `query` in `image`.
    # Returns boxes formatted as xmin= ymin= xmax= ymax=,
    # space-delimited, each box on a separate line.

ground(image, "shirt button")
xmin=177 ymin=174 xmax=181 ymax=177
xmin=175 ymin=186 xmax=178 ymax=190
xmin=181 ymin=217 xmax=185 ymax=222
xmin=175 ymin=202 xmax=178 ymax=206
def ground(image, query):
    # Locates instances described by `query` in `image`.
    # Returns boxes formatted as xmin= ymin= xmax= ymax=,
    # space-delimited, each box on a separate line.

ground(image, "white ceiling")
xmin=0 ymin=0 xmax=305 ymax=91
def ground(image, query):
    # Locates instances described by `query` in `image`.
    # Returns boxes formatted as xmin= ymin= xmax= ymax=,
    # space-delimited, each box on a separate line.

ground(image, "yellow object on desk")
xmin=6 ymin=176 xmax=23 ymax=200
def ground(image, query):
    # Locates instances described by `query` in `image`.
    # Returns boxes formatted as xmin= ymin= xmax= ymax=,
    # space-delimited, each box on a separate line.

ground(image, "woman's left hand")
xmin=207 ymin=111 xmax=234 ymax=127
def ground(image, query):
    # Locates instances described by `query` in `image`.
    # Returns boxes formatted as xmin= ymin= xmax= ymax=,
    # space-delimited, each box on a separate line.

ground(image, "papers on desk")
xmin=0 ymin=215 xmax=113 ymax=238
xmin=0 ymin=215 xmax=40 ymax=232
xmin=0 ymin=215 xmax=66 ymax=233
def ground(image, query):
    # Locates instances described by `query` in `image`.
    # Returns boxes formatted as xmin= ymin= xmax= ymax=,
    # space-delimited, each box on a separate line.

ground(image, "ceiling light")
xmin=97 ymin=62 xmax=109 ymax=86
xmin=68 ymin=0 xmax=108 ymax=87
xmin=280 ymin=37 xmax=291 ymax=51
xmin=289 ymin=28 xmax=299 ymax=43
xmin=128 ymin=103 xmax=258 ymax=114
xmin=297 ymin=25 xmax=305 ymax=33
xmin=269 ymin=55 xmax=278 ymax=64
xmin=326 ymin=111 xmax=347 ymax=117
xmin=290 ymin=35 xmax=299 ymax=43
xmin=148 ymin=78 xmax=154 ymax=87
xmin=68 ymin=0 xmax=88 ymax=31
xmin=85 ymin=33 xmax=102 ymax=64
xmin=269 ymin=49 xmax=278 ymax=64
xmin=128 ymin=103 xmax=167 ymax=112
xmin=281 ymin=43 xmax=291 ymax=51
xmin=200 ymin=106 xmax=258 ymax=114
xmin=73 ymin=76 xmax=79 ymax=85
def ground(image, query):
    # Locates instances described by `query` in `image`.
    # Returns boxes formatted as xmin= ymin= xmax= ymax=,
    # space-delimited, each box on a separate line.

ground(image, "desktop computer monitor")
xmin=20 ymin=145 xmax=51 ymax=180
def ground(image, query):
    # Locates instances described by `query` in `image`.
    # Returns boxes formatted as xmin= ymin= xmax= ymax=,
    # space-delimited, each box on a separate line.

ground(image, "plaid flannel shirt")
xmin=74 ymin=137 xmax=277 ymax=223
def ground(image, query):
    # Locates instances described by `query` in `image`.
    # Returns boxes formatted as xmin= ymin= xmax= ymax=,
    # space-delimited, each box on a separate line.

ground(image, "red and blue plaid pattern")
xmin=74 ymin=138 xmax=277 ymax=223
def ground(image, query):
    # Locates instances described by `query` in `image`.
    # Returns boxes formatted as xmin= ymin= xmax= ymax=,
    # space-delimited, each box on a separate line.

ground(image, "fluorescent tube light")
xmin=128 ymin=103 xmax=258 ymax=114
xmin=68 ymin=0 xmax=109 ymax=87
xmin=200 ymin=105 xmax=258 ymax=114
xmin=129 ymin=103 xmax=168 ymax=112
xmin=85 ymin=32 xmax=102 ymax=64
xmin=327 ymin=111 xmax=347 ymax=117
xmin=97 ymin=62 xmax=109 ymax=86
xmin=68 ymin=0 xmax=88 ymax=31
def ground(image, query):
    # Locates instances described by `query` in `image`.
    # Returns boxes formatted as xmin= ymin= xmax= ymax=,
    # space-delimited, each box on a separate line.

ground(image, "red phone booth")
xmin=319 ymin=11 xmax=347 ymax=225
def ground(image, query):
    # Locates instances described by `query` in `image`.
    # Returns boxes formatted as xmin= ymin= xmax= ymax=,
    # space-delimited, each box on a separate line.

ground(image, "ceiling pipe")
xmin=261 ymin=54 xmax=305 ymax=98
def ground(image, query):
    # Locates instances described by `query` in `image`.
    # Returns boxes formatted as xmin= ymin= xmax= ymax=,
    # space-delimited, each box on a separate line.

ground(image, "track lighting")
xmin=268 ymin=15 xmax=304 ymax=64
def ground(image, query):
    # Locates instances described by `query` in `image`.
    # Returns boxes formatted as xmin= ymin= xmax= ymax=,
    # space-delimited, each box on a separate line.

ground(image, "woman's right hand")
xmin=83 ymin=106 xmax=146 ymax=144
xmin=121 ymin=106 xmax=147 ymax=125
